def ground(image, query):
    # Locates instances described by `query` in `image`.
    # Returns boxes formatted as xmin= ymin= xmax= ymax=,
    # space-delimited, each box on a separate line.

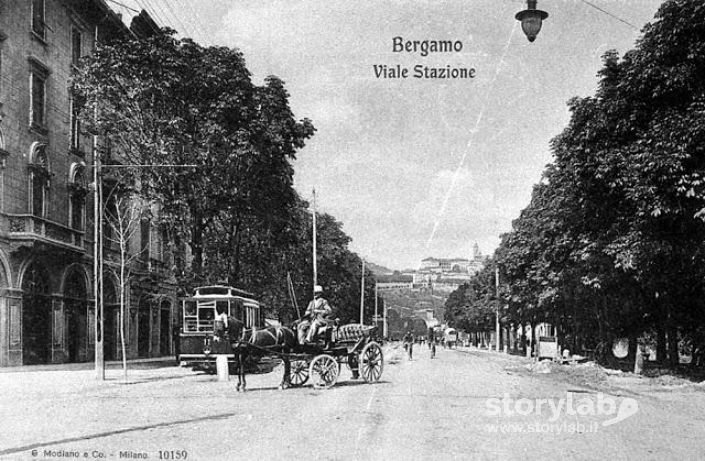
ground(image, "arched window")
xmin=68 ymin=162 xmax=86 ymax=230
xmin=28 ymin=142 xmax=50 ymax=217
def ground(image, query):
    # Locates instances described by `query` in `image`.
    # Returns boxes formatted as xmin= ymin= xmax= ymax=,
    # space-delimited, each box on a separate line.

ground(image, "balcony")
xmin=2 ymin=213 xmax=87 ymax=253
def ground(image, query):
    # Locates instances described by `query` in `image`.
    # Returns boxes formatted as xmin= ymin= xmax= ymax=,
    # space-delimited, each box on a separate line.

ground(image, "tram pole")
xmin=382 ymin=291 xmax=388 ymax=339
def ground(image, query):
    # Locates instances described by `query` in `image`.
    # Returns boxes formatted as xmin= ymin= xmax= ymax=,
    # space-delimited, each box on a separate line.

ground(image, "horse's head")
xmin=226 ymin=316 xmax=245 ymax=342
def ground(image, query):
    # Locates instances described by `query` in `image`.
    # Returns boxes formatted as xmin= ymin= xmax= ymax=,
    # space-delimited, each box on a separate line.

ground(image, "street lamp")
xmin=515 ymin=0 xmax=549 ymax=43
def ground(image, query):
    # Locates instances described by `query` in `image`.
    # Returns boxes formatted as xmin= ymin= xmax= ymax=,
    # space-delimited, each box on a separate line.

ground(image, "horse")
xmin=216 ymin=316 xmax=297 ymax=392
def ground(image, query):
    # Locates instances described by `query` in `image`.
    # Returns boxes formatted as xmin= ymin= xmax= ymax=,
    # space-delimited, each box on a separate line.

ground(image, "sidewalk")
xmin=0 ymin=359 xmax=219 ymax=459
xmin=0 ymin=356 xmax=177 ymax=373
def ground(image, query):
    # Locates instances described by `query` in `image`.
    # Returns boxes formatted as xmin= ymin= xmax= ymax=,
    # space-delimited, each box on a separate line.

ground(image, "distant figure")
xmin=403 ymin=331 xmax=414 ymax=360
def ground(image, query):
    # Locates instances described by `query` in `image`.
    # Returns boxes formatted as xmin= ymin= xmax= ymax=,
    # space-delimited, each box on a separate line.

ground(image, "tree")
xmin=72 ymin=30 xmax=316 ymax=312
xmin=103 ymin=189 xmax=143 ymax=381
xmin=458 ymin=0 xmax=705 ymax=366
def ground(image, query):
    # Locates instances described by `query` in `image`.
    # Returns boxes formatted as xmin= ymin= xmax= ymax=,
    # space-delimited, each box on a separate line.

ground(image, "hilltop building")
xmin=412 ymin=242 xmax=486 ymax=292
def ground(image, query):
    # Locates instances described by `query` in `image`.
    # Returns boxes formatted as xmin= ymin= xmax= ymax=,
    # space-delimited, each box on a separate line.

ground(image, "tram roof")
xmin=188 ymin=285 xmax=257 ymax=299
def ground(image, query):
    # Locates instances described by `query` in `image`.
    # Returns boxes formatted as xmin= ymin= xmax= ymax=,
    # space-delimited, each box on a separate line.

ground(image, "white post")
xmin=216 ymin=355 xmax=229 ymax=382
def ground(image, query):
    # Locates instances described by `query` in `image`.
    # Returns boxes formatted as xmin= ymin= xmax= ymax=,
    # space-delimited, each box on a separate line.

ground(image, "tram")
xmin=176 ymin=285 xmax=264 ymax=367
xmin=444 ymin=327 xmax=458 ymax=348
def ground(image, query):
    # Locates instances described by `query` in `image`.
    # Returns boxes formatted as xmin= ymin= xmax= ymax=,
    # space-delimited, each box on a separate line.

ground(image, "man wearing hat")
xmin=299 ymin=285 xmax=332 ymax=343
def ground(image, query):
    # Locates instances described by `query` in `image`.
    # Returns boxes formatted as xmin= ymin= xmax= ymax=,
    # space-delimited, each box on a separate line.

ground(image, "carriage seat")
xmin=307 ymin=318 xmax=339 ymax=344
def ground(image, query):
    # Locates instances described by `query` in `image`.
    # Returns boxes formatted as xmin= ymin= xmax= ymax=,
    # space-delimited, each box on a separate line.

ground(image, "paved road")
xmin=1 ymin=345 xmax=704 ymax=460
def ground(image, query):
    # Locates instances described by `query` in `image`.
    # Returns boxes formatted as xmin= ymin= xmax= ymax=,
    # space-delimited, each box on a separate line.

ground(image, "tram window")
xmin=183 ymin=300 xmax=197 ymax=332
xmin=197 ymin=304 xmax=215 ymax=331
xmin=184 ymin=300 xmax=196 ymax=316
xmin=244 ymin=303 xmax=258 ymax=328
xmin=196 ymin=287 xmax=230 ymax=296
xmin=216 ymin=300 xmax=229 ymax=316
xmin=232 ymin=299 xmax=243 ymax=321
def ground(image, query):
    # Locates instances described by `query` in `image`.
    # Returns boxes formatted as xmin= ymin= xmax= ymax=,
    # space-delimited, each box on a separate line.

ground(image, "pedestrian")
xmin=403 ymin=331 xmax=414 ymax=360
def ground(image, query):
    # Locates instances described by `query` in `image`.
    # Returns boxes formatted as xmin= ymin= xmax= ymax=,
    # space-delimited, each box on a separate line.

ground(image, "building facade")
xmin=0 ymin=0 xmax=176 ymax=366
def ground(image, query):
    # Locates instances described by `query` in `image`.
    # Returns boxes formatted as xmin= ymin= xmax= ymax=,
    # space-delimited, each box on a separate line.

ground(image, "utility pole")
xmin=312 ymin=188 xmax=317 ymax=294
xmin=360 ymin=259 xmax=365 ymax=325
xmin=93 ymin=146 xmax=104 ymax=380
xmin=495 ymin=267 xmax=500 ymax=352
xmin=383 ymin=293 xmax=388 ymax=339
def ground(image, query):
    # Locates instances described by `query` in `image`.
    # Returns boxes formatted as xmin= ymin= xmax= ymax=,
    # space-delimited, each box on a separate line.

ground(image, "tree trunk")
xmin=666 ymin=303 xmax=679 ymax=368
xmin=120 ymin=243 xmax=128 ymax=382
xmin=668 ymin=326 xmax=680 ymax=368
xmin=190 ymin=213 xmax=204 ymax=278
xmin=628 ymin=334 xmax=637 ymax=364
xmin=656 ymin=312 xmax=667 ymax=364
xmin=520 ymin=319 xmax=527 ymax=356
xmin=172 ymin=228 xmax=185 ymax=278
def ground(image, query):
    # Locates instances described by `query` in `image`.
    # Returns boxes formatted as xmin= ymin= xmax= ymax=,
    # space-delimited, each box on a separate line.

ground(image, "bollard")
xmin=216 ymin=355 xmax=230 ymax=382
xmin=634 ymin=345 xmax=646 ymax=375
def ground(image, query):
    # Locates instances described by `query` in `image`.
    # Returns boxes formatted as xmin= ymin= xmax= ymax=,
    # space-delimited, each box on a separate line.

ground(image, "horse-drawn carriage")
xmin=284 ymin=323 xmax=384 ymax=389
xmin=176 ymin=285 xmax=384 ymax=390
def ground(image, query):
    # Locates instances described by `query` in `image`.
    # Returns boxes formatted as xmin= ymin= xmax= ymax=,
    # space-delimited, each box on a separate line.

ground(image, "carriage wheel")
xmin=289 ymin=360 xmax=309 ymax=387
xmin=309 ymin=354 xmax=339 ymax=389
xmin=360 ymin=341 xmax=384 ymax=383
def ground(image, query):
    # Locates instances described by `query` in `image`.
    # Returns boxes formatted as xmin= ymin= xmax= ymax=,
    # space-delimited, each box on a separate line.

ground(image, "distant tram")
xmin=176 ymin=285 xmax=264 ymax=366
xmin=444 ymin=328 xmax=458 ymax=348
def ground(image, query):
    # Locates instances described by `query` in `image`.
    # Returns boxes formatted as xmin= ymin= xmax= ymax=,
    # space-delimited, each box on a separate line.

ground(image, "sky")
xmin=111 ymin=0 xmax=665 ymax=270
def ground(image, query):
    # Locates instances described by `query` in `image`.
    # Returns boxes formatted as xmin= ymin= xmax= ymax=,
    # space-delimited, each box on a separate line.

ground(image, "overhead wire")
xmin=426 ymin=22 xmax=518 ymax=250
xmin=141 ymin=0 xmax=172 ymax=30
xmin=104 ymin=0 xmax=219 ymax=46
xmin=163 ymin=0 xmax=206 ymax=40
xmin=182 ymin=0 xmax=214 ymax=45
xmin=579 ymin=0 xmax=639 ymax=30
xmin=132 ymin=0 xmax=169 ymax=32
xmin=151 ymin=0 xmax=196 ymax=39
xmin=105 ymin=0 xmax=140 ymax=14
